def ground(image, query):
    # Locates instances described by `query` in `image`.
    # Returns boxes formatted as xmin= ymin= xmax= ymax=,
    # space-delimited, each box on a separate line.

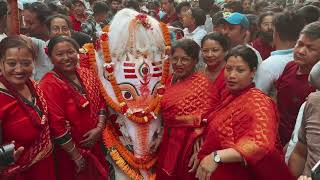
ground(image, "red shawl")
xmin=0 ymin=77 xmax=53 ymax=179
xmin=40 ymin=67 xmax=108 ymax=180
xmin=156 ymin=72 xmax=221 ymax=179
xmin=198 ymin=86 xmax=294 ymax=180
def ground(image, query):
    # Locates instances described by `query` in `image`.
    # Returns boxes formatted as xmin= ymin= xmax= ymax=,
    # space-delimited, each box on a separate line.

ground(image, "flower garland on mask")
xmin=84 ymin=17 xmax=172 ymax=179
xmin=103 ymin=122 xmax=158 ymax=180
xmin=95 ymin=20 xmax=171 ymax=124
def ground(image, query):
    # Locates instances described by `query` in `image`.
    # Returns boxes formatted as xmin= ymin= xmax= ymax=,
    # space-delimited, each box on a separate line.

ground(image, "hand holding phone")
xmin=0 ymin=141 xmax=24 ymax=167
xmin=0 ymin=143 xmax=15 ymax=166
xmin=311 ymin=160 xmax=320 ymax=180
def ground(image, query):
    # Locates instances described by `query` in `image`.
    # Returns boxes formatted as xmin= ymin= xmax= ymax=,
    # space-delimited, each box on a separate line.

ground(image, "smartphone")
xmin=0 ymin=143 xmax=15 ymax=166
xmin=311 ymin=160 xmax=320 ymax=180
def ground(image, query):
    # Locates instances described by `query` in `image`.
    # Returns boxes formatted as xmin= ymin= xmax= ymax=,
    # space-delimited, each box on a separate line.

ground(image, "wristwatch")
xmin=212 ymin=151 xmax=222 ymax=164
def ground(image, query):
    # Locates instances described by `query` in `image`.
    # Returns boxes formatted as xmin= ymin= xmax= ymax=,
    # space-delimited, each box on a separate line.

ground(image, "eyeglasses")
xmin=170 ymin=56 xmax=193 ymax=65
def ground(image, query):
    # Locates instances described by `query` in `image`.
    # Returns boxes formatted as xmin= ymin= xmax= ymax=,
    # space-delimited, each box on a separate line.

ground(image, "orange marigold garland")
xmin=109 ymin=148 xmax=143 ymax=180
xmin=83 ymin=20 xmax=172 ymax=179
xmin=160 ymin=22 xmax=171 ymax=47
xmin=84 ymin=43 xmax=121 ymax=113
xmin=84 ymin=46 xmax=147 ymax=178
xmin=84 ymin=42 xmax=163 ymax=179
xmin=100 ymin=33 xmax=111 ymax=63
xmin=104 ymin=123 xmax=157 ymax=169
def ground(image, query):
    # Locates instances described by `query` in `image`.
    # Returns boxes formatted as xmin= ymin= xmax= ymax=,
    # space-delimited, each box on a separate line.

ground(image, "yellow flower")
xmin=83 ymin=43 xmax=94 ymax=51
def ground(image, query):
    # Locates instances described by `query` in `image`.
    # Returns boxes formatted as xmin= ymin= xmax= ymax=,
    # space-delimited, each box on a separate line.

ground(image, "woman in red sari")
xmin=40 ymin=36 xmax=108 ymax=180
xmin=0 ymin=36 xmax=55 ymax=180
xmin=200 ymin=32 xmax=229 ymax=85
xmin=156 ymin=39 xmax=220 ymax=180
xmin=200 ymin=32 xmax=229 ymax=102
xmin=196 ymin=45 xmax=294 ymax=180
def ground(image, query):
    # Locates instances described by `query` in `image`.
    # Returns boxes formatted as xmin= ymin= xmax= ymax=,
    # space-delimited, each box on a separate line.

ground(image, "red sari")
xmin=198 ymin=85 xmax=294 ymax=180
xmin=156 ymin=72 xmax=222 ymax=180
xmin=0 ymin=77 xmax=55 ymax=180
xmin=40 ymin=67 xmax=108 ymax=180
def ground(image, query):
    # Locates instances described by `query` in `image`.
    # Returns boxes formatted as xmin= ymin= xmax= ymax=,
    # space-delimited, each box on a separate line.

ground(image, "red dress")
xmin=0 ymin=77 xmax=55 ymax=180
xmin=161 ymin=13 xmax=179 ymax=25
xmin=40 ymin=68 xmax=108 ymax=180
xmin=70 ymin=15 xmax=82 ymax=31
xmin=251 ymin=37 xmax=274 ymax=60
xmin=156 ymin=72 xmax=222 ymax=180
xmin=198 ymin=85 xmax=294 ymax=180
xmin=276 ymin=61 xmax=316 ymax=145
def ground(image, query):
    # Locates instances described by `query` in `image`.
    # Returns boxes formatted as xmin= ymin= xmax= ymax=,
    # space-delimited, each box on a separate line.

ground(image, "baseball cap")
xmin=223 ymin=12 xmax=250 ymax=29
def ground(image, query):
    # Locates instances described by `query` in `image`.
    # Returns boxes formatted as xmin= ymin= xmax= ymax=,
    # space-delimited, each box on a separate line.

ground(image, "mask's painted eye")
xmin=122 ymin=90 xmax=134 ymax=100
xmin=118 ymin=84 xmax=139 ymax=101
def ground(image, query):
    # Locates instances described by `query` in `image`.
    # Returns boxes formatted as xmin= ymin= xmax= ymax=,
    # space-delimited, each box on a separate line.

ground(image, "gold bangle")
xmin=66 ymin=144 xmax=76 ymax=153
xmin=99 ymin=109 xmax=107 ymax=115
xmin=97 ymin=122 xmax=105 ymax=129
xmin=72 ymin=153 xmax=83 ymax=161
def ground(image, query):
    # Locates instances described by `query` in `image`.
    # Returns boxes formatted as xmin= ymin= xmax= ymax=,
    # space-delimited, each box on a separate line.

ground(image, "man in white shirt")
xmin=255 ymin=11 xmax=305 ymax=95
xmin=182 ymin=7 xmax=207 ymax=46
xmin=27 ymin=14 xmax=74 ymax=81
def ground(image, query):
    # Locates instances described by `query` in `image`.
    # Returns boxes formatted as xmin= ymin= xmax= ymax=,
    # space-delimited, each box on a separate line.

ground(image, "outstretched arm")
xmin=196 ymin=148 xmax=244 ymax=180
xmin=288 ymin=141 xmax=307 ymax=177
xmin=6 ymin=0 xmax=20 ymax=36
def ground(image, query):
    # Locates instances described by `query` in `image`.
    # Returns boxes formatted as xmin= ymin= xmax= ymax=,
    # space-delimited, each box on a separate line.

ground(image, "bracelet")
xmin=72 ymin=153 xmax=83 ymax=161
xmin=97 ymin=116 xmax=105 ymax=129
xmin=66 ymin=144 xmax=76 ymax=153
xmin=99 ymin=109 xmax=107 ymax=116
xmin=97 ymin=122 xmax=105 ymax=128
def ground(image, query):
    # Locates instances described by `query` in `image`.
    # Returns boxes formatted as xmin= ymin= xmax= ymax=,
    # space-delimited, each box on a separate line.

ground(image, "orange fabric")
xmin=156 ymin=72 xmax=221 ymax=179
xmin=198 ymin=87 xmax=294 ymax=179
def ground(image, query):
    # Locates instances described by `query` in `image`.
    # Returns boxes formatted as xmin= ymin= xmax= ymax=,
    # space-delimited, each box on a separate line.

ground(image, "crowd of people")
xmin=1 ymin=0 xmax=320 ymax=179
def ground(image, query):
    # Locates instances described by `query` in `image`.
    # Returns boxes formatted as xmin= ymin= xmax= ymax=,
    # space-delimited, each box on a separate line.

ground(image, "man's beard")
xmin=260 ymin=31 xmax=273 ymax=44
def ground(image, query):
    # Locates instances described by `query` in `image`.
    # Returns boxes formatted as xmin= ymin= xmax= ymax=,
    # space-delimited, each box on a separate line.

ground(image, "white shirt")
xmin=0 ymin=33 xmax=7 ymax=42
xmin=255 ymin=48 xmax=294 ymax=95
xmin=183 ymin=25 xmax=207 ymax=46
xmin=30 ymin=38 xmax=54 ymax=81
xmin=204 ymin=15 xmax=213 ymax=33
xmin=246 ymin=44 xmax=263 ymax=66
xmin=285 ymin=102 xmax=305 ymax=163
